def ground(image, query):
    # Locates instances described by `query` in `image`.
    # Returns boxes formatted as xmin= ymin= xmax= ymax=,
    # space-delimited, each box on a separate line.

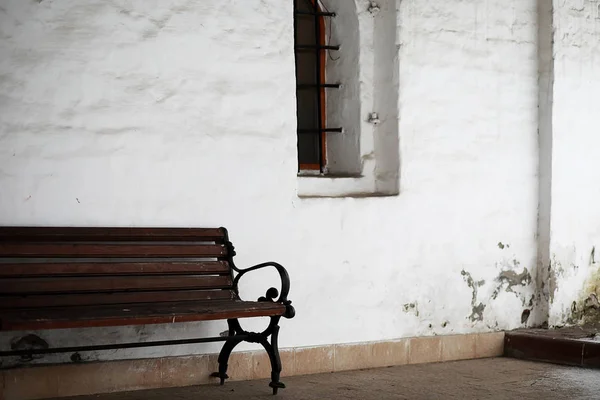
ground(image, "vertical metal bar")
xmin=293 ymin=0 xmax=300 ymax=173
xmin=313 ymin=0 xmax=323 ymax=171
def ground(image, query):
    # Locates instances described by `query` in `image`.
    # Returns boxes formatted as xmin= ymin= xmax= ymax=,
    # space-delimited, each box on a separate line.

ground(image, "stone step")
xmin=504 ymin=327 xmax=600 ymax=368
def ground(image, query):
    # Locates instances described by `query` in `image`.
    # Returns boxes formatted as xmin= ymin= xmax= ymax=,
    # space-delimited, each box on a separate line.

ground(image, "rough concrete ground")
xmin=51 ymin=358 xmax=600 ymax=400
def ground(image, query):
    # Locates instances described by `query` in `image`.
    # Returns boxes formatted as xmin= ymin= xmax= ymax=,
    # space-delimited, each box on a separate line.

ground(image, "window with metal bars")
xmin=293 ymin=0 xmax=341 ymax=173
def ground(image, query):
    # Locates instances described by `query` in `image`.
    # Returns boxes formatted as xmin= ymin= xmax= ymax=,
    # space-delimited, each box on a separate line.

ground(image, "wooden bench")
xmin=0 ymin=227 xmax=295 ymax=395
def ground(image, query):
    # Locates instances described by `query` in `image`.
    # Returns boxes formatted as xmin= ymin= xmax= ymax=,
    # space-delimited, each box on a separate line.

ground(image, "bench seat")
xmin=0 ymin=300 xmax=286 ymax=331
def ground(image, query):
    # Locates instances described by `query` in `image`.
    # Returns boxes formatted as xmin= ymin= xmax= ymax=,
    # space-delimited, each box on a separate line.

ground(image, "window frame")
xmin=293 ymin=0 xmax=339 ymax=174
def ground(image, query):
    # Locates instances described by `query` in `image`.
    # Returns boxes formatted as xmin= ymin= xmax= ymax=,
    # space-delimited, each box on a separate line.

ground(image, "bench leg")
xmin=212 ymin=336 xmax=244 ymax=385
xmin=213 ymin=317 xmax=285 ymax=395
xmin=262 ymin=323 xmax=285 ymax=395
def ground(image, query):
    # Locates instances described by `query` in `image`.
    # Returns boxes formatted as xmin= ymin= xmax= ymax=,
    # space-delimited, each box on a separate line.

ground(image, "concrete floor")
xmin=54 ymin=358 xmax=600 ymax=400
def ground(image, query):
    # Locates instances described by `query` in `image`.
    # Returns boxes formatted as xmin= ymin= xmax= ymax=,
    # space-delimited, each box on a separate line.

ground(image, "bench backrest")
xmin=0 ymin=227 xmax=237 ymax=311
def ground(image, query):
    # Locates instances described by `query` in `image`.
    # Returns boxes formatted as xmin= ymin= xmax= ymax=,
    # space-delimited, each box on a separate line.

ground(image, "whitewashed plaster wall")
xmin=0 ymin=0 xmax=540 ymax=365
xmin=548 ymin=0 xmax=600 ymax=326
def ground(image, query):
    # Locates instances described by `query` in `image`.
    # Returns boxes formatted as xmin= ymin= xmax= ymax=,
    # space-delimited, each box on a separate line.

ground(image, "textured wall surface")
xmin=548 ymin=0 xmax=600 ymax=326
xmin=0 ymin=0 xmax=540 ymax=365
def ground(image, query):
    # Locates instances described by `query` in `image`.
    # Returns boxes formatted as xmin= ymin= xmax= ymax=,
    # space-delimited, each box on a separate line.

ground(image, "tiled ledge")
xmin=1 ymin=332 xmax=504 ymax=400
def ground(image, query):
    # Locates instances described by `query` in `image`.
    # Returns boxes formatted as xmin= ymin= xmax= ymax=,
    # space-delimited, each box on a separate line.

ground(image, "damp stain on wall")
xmin=461 ymin=270 xmax=486 ymax=322
xmin=568 ymin=259 xmax=600 ymax=326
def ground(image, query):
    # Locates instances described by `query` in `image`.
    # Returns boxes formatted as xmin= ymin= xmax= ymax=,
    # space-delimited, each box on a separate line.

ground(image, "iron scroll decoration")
xmin=222 ymin=228 xmax=296 ymax=320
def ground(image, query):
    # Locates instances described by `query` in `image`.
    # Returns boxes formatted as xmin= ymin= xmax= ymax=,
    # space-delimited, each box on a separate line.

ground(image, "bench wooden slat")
xmin=1 ymin=290 xmax=235 ymax=309
xmin=0 ymin=300 xmax=286 ymax=331
xmin=0 ymin=227 xmax=225 ymax=242
xmin=0 ymin=243 xmax=227 ymax=258
xmin=0 ymin=261 xmax=231 ymax=277
xmin=0 ymin=275 xmax=233 ymax=294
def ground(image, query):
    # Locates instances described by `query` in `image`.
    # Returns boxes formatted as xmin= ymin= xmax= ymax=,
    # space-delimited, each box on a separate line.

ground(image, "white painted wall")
xmin=548 ymin=0 xmax=600 ymax=326
xmin=0 ymin=0 xmax=541 ymax=365
xmin=323 ymin=0 xmax=362 ymax=175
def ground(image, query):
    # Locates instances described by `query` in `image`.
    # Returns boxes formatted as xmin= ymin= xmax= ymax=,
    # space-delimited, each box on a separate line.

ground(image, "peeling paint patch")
xmin=490 ymin=263 xmax=535 ymax=322
xmin=402 ymin=302 xmax=419 ymax=317
xmin=461 ymin=270 xmax=486 ymax=322
xmin=498 ymin=267 xmax=532 ymax=292
xmin=585 ymin=293 xmax=600 ymax=309
xmin=470 ymin=303 xmax=486 ymax=322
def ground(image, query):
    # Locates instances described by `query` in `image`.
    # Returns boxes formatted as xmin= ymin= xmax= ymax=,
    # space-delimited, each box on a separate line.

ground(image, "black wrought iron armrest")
xmin=233 ymin=262 xmax=295 ymax=319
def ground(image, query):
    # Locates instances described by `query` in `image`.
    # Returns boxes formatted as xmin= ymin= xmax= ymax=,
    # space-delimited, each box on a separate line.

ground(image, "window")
xmin=293 ymin=0 xmax=340 ymax=173
xmin=294 ymin=0 xmax=400 ymax=197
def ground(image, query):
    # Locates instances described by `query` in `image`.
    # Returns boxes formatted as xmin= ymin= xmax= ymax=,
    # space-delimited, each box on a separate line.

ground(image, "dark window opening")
xmin=293 ymin=0 xmax=340 ymax=173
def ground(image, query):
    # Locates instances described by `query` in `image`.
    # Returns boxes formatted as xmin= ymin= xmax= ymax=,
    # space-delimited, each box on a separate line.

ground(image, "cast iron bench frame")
xmin=0 ymin=227 xmax=295 ymax=395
